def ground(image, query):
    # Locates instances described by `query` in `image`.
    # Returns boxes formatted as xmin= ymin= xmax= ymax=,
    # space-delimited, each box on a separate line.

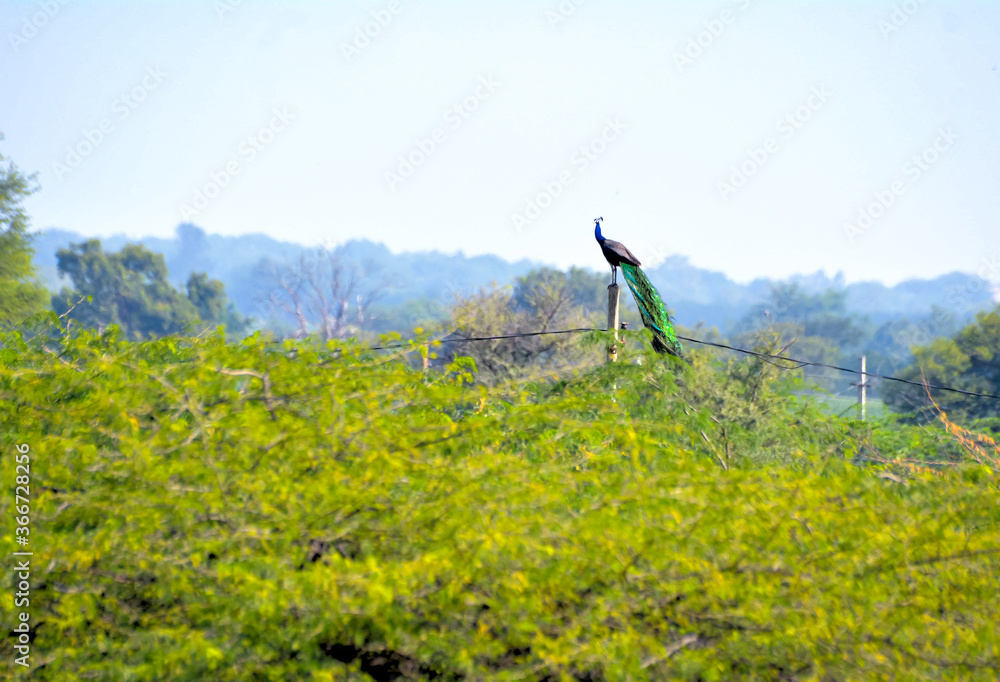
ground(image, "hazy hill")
xmin=31 ymin=224 xmax=999 ymax=332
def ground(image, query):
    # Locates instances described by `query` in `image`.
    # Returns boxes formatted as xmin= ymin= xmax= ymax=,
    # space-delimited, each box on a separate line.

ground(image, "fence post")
xmin=858 ymin=355 xmax=867 ymax=421
xmin=607 ymin=284 xmax=620 ymax=363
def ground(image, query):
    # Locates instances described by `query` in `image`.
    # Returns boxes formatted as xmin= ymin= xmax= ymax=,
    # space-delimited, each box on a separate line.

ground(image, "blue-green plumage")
xmin=594 ymin=218 xmax=683 ymax=357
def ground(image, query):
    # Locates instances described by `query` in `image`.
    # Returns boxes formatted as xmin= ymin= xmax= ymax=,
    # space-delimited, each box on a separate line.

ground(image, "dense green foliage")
xmin=443 ymin=268 xmax=610 ymax=380
xmin=734 ymin=284 xmax=978 ymax=395
xmin=1 ymin=319 xmax=997 ymax=680
xmin=51 ymin=240 xmax=245 ymax=339
xmin=884 ymin=306 xmax=1000 ymax=424
xmin=0 ymin=134 xmax=49 ymax=327
xmin=736 ymin=285 xmax=865 ymax=365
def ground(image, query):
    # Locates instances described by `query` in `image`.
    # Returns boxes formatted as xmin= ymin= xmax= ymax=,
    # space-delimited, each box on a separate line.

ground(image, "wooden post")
xmin=858 ymin=355 xmax=867 ymax=421
xmin=607 ymin=284 xmax=620 ymax=363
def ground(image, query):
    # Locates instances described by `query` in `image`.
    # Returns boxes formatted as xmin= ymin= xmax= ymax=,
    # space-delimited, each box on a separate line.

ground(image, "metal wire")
xmin=358 ymin=327 xmax=1000 ymax=401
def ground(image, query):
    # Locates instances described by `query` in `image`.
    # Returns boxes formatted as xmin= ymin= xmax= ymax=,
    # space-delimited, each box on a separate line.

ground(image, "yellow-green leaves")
xmin=0 ymin=330 xmax=997 ymax=680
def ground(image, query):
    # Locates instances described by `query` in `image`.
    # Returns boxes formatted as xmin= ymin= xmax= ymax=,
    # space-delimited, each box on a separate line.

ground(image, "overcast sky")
xmin=2 ymin=0 xmax=998 ymax=284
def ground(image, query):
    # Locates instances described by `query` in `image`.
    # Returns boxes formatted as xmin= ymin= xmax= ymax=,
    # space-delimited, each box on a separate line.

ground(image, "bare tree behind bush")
xmin=257 ymin=247 xmax=387 ymax=340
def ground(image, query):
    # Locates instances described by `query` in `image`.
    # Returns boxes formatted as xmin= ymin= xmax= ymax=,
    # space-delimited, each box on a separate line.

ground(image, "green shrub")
xmin=1 ymin=326 xmax=997 ymax=680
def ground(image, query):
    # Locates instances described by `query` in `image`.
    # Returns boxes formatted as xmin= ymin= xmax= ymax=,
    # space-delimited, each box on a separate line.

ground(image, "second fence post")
xmin=858 ymin=355 xmax=867 ymax=421
xmin=607 ymin=284 xmax=620 ymax=363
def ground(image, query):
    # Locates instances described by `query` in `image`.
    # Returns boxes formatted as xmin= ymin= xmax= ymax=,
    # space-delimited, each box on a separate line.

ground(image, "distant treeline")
xmin=30 ymin=224 xmax=998 ymax=333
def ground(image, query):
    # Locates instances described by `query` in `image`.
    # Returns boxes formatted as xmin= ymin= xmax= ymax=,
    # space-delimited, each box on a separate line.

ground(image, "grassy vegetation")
xmin=814 ymin=395 xmax=886 ymax=420
xmin=1 ymin=321 xmax=998 ymax=680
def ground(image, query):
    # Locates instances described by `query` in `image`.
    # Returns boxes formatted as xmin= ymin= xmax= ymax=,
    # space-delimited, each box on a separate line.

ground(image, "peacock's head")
xmin=594 ymin=217 xmax=604 ymax=241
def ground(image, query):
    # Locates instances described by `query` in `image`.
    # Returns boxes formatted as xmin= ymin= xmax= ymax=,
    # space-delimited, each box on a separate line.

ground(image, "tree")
xmin=564 ymin=266 xmax=608 ymax=316
xmin=883 ymin=305 xmax=1000 ymax=423
xmin=186 ymin=272 xmax=247 ymax=336
xmin=175 ymin=222 xmax=212 ymax=276
xmin=52 ymin=240 xmax=243 ymax=339
xmin=733 ymin=284 xmax=872 ymax=392
xmin=738 ymin=284 xmax=868 ymax=349
xmin=863 ymin=306 xmax=962 ymax=378
xmin=0 ymin=133 xmax=49 ymax=326
xmin=258 ymin=247 xmax=386 ymax=340
xmin=446 ymin=268 xmax=603 ymax=380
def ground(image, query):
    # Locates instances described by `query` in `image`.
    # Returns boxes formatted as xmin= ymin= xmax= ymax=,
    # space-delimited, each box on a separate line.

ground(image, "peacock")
xmin=594 ymin=217 xmax=683 ymax=357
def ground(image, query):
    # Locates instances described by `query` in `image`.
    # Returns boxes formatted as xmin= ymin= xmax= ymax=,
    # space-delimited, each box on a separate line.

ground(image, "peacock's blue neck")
xmin=594 ymin=222 xmax=604 ymax=242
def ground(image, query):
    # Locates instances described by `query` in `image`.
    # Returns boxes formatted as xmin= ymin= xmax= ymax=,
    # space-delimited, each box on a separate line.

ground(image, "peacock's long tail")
xmin=619 ymin=262 xmax=683 ymax=357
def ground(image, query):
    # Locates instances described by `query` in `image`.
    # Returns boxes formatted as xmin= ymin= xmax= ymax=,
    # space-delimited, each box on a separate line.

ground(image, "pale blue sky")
xmin=2 ymin=0 xmax=998 ymax=284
